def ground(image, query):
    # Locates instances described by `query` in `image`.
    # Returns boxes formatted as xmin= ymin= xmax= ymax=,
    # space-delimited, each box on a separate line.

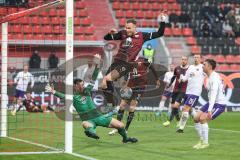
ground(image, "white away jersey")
xmin=181 ymin=64 xmax=205 ymax=96
xmin=206 ymin=71 xmax=226 ymax=111
xmin=14 ymin=71 xmax=34 ymax=91
xmin=163 ymin=71 xmax=175 ymax=92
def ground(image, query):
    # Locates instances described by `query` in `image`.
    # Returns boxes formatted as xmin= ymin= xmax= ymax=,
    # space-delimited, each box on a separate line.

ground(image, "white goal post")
xmin=0 ymin=0 xmax=74 ymax=154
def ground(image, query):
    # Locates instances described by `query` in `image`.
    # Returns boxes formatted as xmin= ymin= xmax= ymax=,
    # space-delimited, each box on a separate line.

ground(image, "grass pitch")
xmin=0 ymin=111 xmax=240 ymax=160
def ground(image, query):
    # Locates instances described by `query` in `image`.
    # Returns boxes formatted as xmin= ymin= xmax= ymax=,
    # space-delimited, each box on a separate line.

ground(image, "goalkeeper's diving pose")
xmin=45 ymin=54 xmax=138 ymax=143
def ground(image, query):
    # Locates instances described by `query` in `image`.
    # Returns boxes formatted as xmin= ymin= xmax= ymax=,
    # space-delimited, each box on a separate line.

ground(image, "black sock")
xmin=106 ymin=81 xmax=114 ymax=92
xmin=172 ymin=108 xmax=179 ymax=121
xmin=118 ymin=128 xmax=127 ymax=141
xmin=169 ymin=109 xmax=174 ymax=121
xmin=117 ymin=109 xmax=125 ymax=121
xmin=175 ymin=108 xmax=180 ymax=121
xmin=17 ymin=105 xmax=23 ymax=112
xmin=47 ymin=106 xmax=54 ymax=111
xmin=103 ymin=81 xmax=115 ymax=105
xmin=125 ymin=112 xmax=135 ymax=131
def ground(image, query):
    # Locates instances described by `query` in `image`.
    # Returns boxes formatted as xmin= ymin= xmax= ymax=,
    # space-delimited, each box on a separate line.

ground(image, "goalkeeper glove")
xmin=93 ymin=54 xmax=101 ymax=65
xmin=45 ymin=84 xmax=56 ymax=94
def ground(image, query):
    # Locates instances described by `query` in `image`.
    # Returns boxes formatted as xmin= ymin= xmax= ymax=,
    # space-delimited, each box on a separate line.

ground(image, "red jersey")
xmin=23 ymin=96 xmax=37 ymax=112
xmin=104 ymin=22 xmax=166 ymax=62
xmin=173 ymin=65 xmax=189 ymax=93
xmin=127 ymin=58 xmax=158 ymax=89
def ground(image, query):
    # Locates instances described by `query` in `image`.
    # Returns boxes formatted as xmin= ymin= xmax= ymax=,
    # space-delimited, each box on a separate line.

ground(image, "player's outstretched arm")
xmin=84 ymin=54 xmax=102 ymax=93
xmin=104 ymin=28 xmax=122 ymax=40
xmin=45 ymin=84 xmax=65 ymax=99
xmin=142 ymin=12 xmax=167 ymax=42
xmin=30 ymin=73 xmax=35 ymax=88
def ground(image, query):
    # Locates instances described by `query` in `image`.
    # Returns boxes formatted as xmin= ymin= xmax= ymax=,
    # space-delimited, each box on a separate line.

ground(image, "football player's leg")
xmin=163 ymin=92 xmax=177 ymax=126
xmin=125 ymin=99 xmax=137 ymax=131
xmin=102 ymin=69 xmax=119 ymax=89
xmin=109 ymin=118 xmax=138 ymax=143
xmin=82 ymin=121 xmax=99 ymax=139
xmin=173 ymin=93 xmax=185 ymax=122
xmin=177 ymin=104 xmax=191 ymax=132
xmin=109 ymin=99 xmax=127 ymax=135
xmin=117 ymin=99 xmax=128 ymax=121
xmin=170 ymin=101 xmax=181 ymax=123
xmin=193 ymin=105 xmax=207 ymax=148
xmin=157 ymin=95 xmax=167 ymax=116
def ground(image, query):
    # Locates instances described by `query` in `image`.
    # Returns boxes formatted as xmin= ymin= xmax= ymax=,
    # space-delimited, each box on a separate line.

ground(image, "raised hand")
xmin=93 ymin=54 xmax=102 ymax=65
xmin=45 ymin=84 xmax=56 ymax=94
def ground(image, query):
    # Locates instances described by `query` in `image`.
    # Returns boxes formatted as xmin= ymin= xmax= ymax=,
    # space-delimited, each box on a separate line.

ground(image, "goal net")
xmin=0 ymin=0 xmax=105 ymax=156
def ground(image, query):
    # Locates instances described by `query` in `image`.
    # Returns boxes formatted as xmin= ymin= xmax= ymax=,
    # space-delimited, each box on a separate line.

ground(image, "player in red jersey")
xmin=108 ymin=57 xmax=160 ymax=135
xmin=101 ymin=14 xmax=166 ymax=104
xmin=16 ymin=92 xmax=54 ymax=113
xmin=163 ymin=56 xmax=189 ymax=127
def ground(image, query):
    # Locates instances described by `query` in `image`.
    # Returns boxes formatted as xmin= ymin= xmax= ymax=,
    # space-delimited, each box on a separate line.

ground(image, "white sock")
xmin=191 ymin=108 xmax=197 ymax=117
xmin=167 ymin=105 xmax=172 ymax=118
xmin=179 ymin=112 xmax=189 ymax=130
xmin=201 ymin=123 xmax=209 ymax=144
xmin=195 ymin=122 xmax=203 ymax=141
xmin=14 ymin=104 xmax=19 ymax=110
xmin=158 ymin=100 xmax=165 ymax=112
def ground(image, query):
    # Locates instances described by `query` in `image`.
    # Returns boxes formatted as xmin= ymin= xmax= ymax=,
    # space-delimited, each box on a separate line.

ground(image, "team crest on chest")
xmin=122 ymin=37 xmax=133 ymax=48
xmin=81 ymin=96 xmax=87 ymax=104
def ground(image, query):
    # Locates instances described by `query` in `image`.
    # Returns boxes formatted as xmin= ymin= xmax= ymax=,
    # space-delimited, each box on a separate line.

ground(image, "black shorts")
xmin=171 ymin=91 xmax=185 ymax=104
xmin=124 ymin=86 xmax=144 ymax=103
xmin=106 ymin=59 xmax=133 ymax=78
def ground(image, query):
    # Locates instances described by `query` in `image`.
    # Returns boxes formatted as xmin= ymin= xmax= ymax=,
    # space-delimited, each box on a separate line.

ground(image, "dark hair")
xmin=25 ymin=91 xmax=31 ymax=94
xmin=126 ymin=19 xmax=137 ymax=25
xmin=205 ymin=59 xmax=216 ymax=70
xmin=74 ymin=79 xmax=83 ymax=85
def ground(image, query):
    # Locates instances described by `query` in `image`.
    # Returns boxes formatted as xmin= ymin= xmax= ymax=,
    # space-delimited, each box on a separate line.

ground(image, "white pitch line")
xmin=4 ymin=136 xmax=99 ymax=160
xmin=7 ymin=136 xmax=63 ymax=151
xmin=133 ymin=125 xmax=240 ymax=133
xmin=188 ymin=125 xmax=240 ymax=133
xmin=68 ymin=152 xmax=99 ymax=160
xmin=0 ymin=151 xmax=62 ymax=155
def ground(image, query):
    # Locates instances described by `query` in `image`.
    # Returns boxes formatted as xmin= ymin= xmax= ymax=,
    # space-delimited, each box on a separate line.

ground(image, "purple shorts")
xmin=200 ymin=103 xmax=226 ymax=120
xmin=184 ymin=94 xmax=199 ymax=108
xmin=15 ymin=89 xmax=25 ymax=99
xmin=163 ymin=90 xmax=172 ymax=98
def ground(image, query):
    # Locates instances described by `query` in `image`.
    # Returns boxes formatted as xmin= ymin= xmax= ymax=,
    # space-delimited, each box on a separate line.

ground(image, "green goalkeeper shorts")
xmin=87 ymin=115 xmax=112 ymax=128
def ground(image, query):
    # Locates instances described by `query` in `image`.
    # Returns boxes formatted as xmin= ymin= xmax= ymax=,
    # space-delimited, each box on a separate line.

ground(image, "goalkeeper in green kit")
xmin=45 ymin=54 xmax=138 ymax=143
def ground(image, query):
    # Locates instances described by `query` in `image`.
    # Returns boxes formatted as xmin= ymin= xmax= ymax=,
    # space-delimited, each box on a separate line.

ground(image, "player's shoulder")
xmin=165 ymin=71 xmax=173 ymax=76
xmin=175 ymin=65 xmax=181 ymax=70
xmin=210 ymin=71 xmax=221 ymax=81
xmin=188 ymin=65 xmax=195 ymax=70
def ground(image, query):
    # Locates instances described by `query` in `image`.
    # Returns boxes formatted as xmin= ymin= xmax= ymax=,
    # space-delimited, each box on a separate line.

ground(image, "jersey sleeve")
xmin=54 ymin=91 xmax=65 ymax=99
xmin=180 ymin=66 xmax=191 ymax=82
xmin=142 ymin=22 xmax=165 ymax=42
xmin=30 ymin=73 xmax=35 ymax=88
xmin=163 ymin=73 xmax=169 ymax=84
xmin=149 ymin=64 xmax=158 ymax=81
xmin=208 ymin=80 xmax=219 ymax=112
xmin=83 ymin=66 xmax=100 ymax=94
xmin=14 ymin=72 xmax=21 ymax=83
xmin=169 ymin=69 xmax=177 ymax=87
xmin=104 ymin=30 xmax=122 ymax=40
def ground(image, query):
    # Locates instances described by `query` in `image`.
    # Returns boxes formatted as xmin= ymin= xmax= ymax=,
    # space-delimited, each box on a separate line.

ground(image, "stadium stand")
xmin=0 ymin=0 xmax=97 ymax=41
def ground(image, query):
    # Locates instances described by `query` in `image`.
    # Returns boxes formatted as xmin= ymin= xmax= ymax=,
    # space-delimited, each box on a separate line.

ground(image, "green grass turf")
xmin=0 ymin=111 xmax=240 ymax=160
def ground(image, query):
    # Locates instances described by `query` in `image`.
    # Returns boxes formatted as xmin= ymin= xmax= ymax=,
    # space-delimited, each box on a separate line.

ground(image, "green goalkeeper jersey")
xmin=54 ymin=66 xmax=102 ymax=120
